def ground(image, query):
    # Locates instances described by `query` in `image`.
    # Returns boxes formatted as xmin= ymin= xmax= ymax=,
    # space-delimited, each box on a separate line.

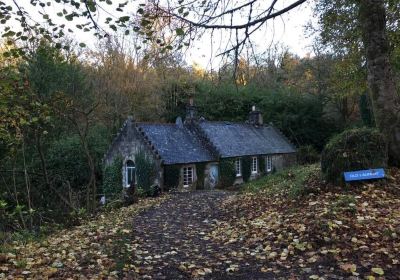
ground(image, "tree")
xmin=1 ymin=1 xmax=399 ymax=165
xmin=358 ymin=0 xmax=400 ymax=165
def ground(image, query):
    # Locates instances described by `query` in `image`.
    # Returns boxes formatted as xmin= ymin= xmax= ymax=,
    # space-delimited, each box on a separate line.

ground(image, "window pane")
xmin=183 ymin=167 xmax=193 ymax=186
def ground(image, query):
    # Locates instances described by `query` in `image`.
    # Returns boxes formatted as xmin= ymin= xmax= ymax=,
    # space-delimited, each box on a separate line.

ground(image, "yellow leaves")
xmin=3 ymin=195 xmax=168 ymax=278
xmin=371 ymin=267 xmax=384 ymax=276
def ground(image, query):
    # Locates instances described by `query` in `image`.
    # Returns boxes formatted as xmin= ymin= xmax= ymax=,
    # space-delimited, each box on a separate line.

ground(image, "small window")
xmin=126 ymin=160 xmax=135 ymax=187
xmin=183 ymin=166 xmax=194 ymax=187
xmin=235 ymin=158 xmax=242 ymax=177
xmin=251 ymin=157 xmax=258 ymax=174
xmin=266 ymin=155 xmax=272 ymax=172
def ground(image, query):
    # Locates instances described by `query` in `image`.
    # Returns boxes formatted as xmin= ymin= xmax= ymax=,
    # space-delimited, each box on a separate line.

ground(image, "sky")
xmin=185 ymin=2 xmax=315 ymax=69
xmin=1 ymin=0 xmax=316 ymax=69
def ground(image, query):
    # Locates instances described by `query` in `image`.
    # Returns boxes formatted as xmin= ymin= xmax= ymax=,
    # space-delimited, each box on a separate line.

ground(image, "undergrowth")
xmin=243 ymin=164 xmax=320 ymax=198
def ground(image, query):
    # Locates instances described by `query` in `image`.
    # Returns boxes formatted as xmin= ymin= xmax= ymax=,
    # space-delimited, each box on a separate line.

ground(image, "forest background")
xmin=1 ymin=0 xmax=399 ymax=237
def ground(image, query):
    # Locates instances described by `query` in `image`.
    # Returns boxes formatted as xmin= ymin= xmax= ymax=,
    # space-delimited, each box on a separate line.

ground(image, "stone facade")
xmin=104 ymin=117 xmax=163 ymax=190
xmin=104 ymin=106 xmax=297 ymax=193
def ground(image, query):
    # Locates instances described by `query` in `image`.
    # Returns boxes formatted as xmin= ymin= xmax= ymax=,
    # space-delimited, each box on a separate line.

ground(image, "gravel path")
xmin=124 ymin=191 xmax=276 ymax=279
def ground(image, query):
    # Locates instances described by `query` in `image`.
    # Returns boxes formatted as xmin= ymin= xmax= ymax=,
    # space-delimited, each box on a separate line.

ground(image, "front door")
xmin=209 ymin=164 xmax=219 ymax=189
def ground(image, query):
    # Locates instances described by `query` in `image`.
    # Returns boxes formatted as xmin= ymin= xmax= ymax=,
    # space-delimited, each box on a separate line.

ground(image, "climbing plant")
xmin=218 ymin=159 xmax=236 ymax=188
xmin=164 ymin=165 xmax=180 ymax=189
xmin=196 ymin=163 xmax=207 ymax=189
xmin=259 ymin=156 xmax=266 ymax=175
xmin=135 ymin=151 xmax=157 ymax=196
xmin=102 ymin=156 xmax=123 ymax=202
xmin=242 ymin=156 xmax=252 ymax=182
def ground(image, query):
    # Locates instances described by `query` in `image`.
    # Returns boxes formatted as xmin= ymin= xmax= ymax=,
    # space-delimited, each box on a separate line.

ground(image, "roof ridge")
xmin=134 ymin=123 xmax=164 ymax=163
xmin=269 ymin=125 xmax=297 ymax=150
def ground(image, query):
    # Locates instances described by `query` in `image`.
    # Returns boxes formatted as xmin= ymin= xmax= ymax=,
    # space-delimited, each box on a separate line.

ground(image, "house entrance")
xmin=209 ymin=164 xmax=219 ymax=188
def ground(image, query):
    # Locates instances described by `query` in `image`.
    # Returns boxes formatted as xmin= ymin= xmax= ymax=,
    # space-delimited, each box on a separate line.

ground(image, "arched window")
xmin=125 ymin=160 xmax=135 ymax=187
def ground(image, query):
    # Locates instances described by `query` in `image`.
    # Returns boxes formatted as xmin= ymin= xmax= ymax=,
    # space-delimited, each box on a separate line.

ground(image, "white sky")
xmin=1 ymin=0 xmax=316 ymax=69
xmin=185 ymin=2 xmax=315 ymax=68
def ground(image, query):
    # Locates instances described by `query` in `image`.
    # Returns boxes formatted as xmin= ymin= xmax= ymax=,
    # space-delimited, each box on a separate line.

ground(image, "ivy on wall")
xmin=135 ymin=151 xmax=157 ymax=196
xmin=259 ymin=156 xmax=266 ymax=175
xmin=196 ymin=162 xmax=207 ymax=189
xmin=102 ymin=156 xmax=123 ymax=201
xmin=242 ymin=156 xmax=252 ymax=182
xmin=164 ymin=165 xmax=180 ymax=189
xmin=218 ymin=158 xmax=236 ymax=188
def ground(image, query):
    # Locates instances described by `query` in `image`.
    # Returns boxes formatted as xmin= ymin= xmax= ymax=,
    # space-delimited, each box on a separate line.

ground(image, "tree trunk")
xmin=358 ymin=0 xmax=400 ymax=166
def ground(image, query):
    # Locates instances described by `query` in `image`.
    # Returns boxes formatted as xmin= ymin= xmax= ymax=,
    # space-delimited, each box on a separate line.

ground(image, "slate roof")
xmin=137 ymin=123 xmax=216 ymax=165
xmin=198 ymin=121 xmax=296 ymax=158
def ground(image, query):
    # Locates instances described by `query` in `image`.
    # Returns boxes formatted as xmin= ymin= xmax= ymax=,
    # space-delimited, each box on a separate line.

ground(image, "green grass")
xmin=243 ymin=164 xmax=320 ymax=198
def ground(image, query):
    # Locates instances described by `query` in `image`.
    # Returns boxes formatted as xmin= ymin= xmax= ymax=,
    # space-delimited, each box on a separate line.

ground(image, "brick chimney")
xmin=248 ymin=105 xmax=263 ymax=126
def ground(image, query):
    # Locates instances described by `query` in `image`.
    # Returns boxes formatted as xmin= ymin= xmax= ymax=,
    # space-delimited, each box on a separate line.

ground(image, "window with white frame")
xmin=266 ymin=155 xmax=272 ymax=172
xmin=183 ymin=166 xmax=194 ymax=187
xmin=251 ymin=157 xmax=258 ymax=174
xmin=235 ymin=158 xmax=242 ymax=177
xmin=125 ymin=160 xmax=135 ymax=187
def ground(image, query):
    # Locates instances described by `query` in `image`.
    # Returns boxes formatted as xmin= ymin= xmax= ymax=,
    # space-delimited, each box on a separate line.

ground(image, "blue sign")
xmin=344 ymin=168 xmax=385 ymax=182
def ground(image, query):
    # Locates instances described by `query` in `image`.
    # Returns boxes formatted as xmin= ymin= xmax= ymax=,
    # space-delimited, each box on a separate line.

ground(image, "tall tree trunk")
xmin=358 ymin=0 xmax=400 ymax=166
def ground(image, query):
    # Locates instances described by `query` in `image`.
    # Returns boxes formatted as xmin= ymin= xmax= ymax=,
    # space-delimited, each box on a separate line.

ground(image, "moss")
xmin=321 ymin=128 xmax=387 ymax=184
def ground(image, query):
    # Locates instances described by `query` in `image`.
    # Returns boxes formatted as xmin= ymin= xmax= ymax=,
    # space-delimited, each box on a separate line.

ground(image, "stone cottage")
xmin=103 ymin=101 xmax=296 ymax=191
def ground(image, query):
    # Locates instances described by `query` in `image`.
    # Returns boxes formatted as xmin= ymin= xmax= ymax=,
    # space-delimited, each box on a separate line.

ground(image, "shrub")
xmin=244 ymin=164 xmax=319 ymax=198
xmin=218 ymin=159 xmax=236 ymax=188
xmin=321 ymin=128 xmax=387 ymax=184
xmin=102 ymin=156 xmax=123 ymax=202
xmin=164 ymin=165 xmax=180 ymax=189
xmin=297 ymin=145 xmax=320 ymax=165
xmin=135 ymin=151 xmax=156 ymax=196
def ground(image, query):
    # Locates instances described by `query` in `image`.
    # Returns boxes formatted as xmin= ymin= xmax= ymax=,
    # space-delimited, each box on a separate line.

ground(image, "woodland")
xmin=0 ymin=0 xmax=400 ymax=278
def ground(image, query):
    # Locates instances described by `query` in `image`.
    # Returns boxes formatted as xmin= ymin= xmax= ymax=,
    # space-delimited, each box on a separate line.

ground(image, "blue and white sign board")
xmin=344 ymin=168 xmax=385 ymax=182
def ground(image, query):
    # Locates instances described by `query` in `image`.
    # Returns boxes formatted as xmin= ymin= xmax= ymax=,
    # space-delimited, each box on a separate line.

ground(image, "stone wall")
xmin=104 ymin=118 xmax=163 ymax=189
xmin=271 ymin=153 xmax=297 ymax=171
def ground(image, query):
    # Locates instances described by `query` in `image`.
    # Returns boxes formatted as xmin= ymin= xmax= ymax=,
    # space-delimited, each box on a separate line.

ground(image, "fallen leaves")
xmin=208 ymin=166 xmax=400 ymax=278
xmin=1 ymin=195 xmax=168 ymax=279
xmin=371 ymin=267 xmax=384 ymax=276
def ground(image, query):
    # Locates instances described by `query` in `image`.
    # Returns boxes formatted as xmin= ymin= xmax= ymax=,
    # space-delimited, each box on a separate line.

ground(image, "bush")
xmin=218 ymin=159 xmax=236 ymax=188
xmin=297 ymin=145 xmax=320 ymax=165
xmin=321 ymin=128 xmax=387 ymax=184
